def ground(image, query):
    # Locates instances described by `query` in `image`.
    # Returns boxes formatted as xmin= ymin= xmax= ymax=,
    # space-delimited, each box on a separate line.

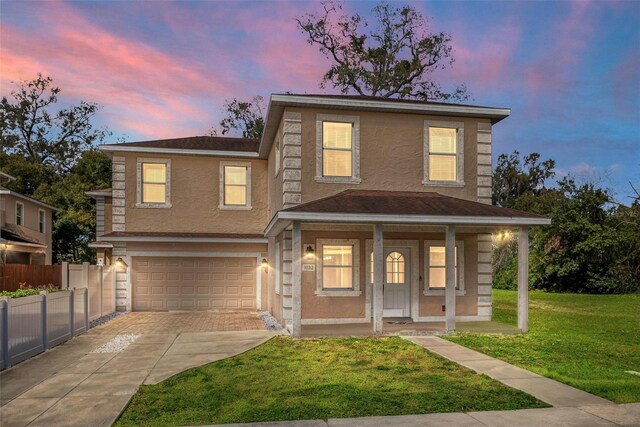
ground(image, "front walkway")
xmin=0 ymin=311 xmax=278 ymax=427
xmin=204 ymin=404 xmax=640 ymax=426
xmin=408 ymin=336 xmax=614 ymax=408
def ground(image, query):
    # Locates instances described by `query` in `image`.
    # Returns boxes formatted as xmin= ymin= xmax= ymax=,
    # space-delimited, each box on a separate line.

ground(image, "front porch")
xmin=265 ymin=190 xmax=550 ymax=338
xmin=301 ymin=319 xmax=520 ymax=338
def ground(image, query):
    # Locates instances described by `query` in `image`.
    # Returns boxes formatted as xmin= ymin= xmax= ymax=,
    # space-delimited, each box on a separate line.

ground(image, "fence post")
xmin=99 ymin=265 xmax=104 ymax=317
xmin=41 ymin=291 xmax=48 ymax=351
xmin=61 ymin=262 xmax=69 ymax=289
xmin=82 ymin=262 xmax=89 ymax=288
xmin=0 ymin=297 xmax=8 ymax=370
xmin=69 ymin=289 xmax=75 ymax=338
xmin=84 ymin=288 xmax=89 ymax=332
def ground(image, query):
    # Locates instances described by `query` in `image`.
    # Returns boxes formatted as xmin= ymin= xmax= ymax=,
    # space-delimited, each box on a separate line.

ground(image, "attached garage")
xmin=132 ymin=256 xmax=257 ymax=311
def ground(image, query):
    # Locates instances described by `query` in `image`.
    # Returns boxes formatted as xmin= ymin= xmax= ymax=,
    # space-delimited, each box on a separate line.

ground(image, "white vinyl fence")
xmin=0 ymin=288 xmax=88 ymax=370
xmin=0 ymin=264 xmax=116 ymax=370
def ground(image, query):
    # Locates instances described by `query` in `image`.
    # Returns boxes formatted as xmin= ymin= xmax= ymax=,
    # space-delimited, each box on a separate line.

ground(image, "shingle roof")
xmin=101 ymin=136 xmax=260 ymax=152
xmin=283 ymin=190 xmax=546 ymax=219
xmin=1 ymin=228 xmax=45 ymax=245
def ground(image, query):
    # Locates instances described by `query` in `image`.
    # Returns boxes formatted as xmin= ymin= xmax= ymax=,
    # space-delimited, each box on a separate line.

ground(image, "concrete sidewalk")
xmin=408 ymin=336 xmax=614 ymax=408
xmin=202 ymin=404 xmax=640 ymax=426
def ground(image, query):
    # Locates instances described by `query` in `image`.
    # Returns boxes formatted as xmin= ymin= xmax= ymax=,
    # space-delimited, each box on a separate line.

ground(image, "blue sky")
xmin=1 ymin=1 xmax=639 ymax=201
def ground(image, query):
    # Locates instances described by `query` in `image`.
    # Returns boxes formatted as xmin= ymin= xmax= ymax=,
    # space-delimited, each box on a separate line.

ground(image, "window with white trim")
xmin=38 ymin=209 xmax=45 ymax=233
xmin=142 ymin=163 xmax=167 ymax=203
xmin=219 ymin=161 xmax=252 ymax=209
xmin=316 ymin=239 xmax=361 ymax=296
xmin=136 ymin=158 xmax=171 ymax=208
xmin=16 ymin=202 xmax=24 ymax=226
xmin=315 ymin=114 xmax=360 ymax=183
xmin=423 ymin=121 xmax=464 ymax=186
xmin=424 ymin=240 xmax=465 ymax=295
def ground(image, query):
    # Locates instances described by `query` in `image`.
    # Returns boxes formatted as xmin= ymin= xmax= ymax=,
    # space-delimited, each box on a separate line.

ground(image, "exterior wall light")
xmin=116 ymin=257 xmax=128 ymax=268
xmin=261 ymin=258 xmax=268 ymax=268
xmin=305 ymin=244 xmax=315 ymax=257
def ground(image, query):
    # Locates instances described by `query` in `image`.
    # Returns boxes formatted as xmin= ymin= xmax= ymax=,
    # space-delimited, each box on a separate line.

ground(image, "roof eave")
xmin=265 ymin=211 xmax=550 ymax=236
xmin=99 ymin=145 xmax=260 ymax=158
xmin=0 ymin=189 xmax=59 ymax=211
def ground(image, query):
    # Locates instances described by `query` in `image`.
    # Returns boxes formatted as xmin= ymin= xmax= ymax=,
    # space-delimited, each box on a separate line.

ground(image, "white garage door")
xmin=132 ymin=257 xmax=257 ymax=311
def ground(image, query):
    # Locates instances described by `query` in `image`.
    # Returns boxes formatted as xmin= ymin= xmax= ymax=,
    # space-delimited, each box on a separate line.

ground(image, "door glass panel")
xmin=386 ymin=252 xmax=405 ymax=284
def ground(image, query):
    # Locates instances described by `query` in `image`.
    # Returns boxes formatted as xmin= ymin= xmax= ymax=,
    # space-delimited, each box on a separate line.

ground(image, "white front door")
xmin=383 ymin=247 xmax=411 ymax=317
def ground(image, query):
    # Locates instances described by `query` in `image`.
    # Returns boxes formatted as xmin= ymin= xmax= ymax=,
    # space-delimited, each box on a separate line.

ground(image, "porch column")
xmin=372 ymin=223 xmax=384 ymax=334
xmin=518 ymin=227 xmax=529 ymax=332
xmin=291 ymin=221 xmax=302 ymax=338
xmin=445 ymin=225 xmax=456 ymax=332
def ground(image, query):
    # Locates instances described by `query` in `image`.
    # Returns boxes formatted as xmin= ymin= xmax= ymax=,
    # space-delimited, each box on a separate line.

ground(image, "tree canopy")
xmin=297 ymin=1 xmax=468 ymax=101
xmin=210 ymin=96 xmax=265 ymax=139
xmin=1 ymin=74 xmax=108 ymax=174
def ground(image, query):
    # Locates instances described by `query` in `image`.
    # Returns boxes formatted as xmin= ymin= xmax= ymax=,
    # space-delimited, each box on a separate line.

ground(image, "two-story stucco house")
xmin=0 ymin=172 xmax=57 ymax=265
xmin=90 ymin=95 xmax=549 ymax=337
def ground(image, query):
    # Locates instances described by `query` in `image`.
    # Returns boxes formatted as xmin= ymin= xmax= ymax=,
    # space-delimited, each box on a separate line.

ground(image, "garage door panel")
xmin=132 ymin=256 xmax=257 ymax=311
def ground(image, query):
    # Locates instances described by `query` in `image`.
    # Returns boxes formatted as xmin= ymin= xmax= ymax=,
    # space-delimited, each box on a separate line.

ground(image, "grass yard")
xmin=447 ymin=289 xmax=640 ymax=403
xmin=116 ymin=336 xmax=546 ymax=426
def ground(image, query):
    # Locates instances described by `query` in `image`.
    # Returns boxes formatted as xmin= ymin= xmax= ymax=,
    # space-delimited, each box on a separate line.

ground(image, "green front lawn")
xmin=447 ymin=289 xmax=640 ymax=403
xmin=116 ymin=337 xmax=546 ymax=426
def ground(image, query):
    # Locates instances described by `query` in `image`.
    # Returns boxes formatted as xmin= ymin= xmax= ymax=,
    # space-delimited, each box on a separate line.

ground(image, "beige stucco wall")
xmin=121 ymin=153 xmax=269 ymax=234
xmin=293 ymin=108 xmax=487 ymax=206
xmin=298 ymin=229 xmax=479 ymax=320
xmin=2 ymin=194 xmax=53 ymax=264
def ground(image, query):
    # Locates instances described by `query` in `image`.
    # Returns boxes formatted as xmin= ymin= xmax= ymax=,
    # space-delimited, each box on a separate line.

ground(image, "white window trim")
xmin=275 ymin=240 xmax=281 ymax=295
xmin=16 ymin=201 xmax=24 ymax=226
xmin=315 ymin=113 xmax=361 ymax=184
xmin=219 ymin=161 xmax=252 ymax=210
xmin=423 ymin=120 xmax=465 ymax=187
xmin=315 ymin=238 xmax=361 ymax=296
xmin=424 ymin=240 xmax=466 ymax=296
xmin=38 ymin=209 xmax=45 ymax=234
xmin=136 ymin=158 xmax=172 ymax=208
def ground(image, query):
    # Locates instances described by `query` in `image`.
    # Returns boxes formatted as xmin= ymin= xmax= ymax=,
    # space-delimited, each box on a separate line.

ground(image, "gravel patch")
xmin=91 ymin=334 xmax=141 ymax=353
xmin=259 ymin=311 xmax=285 ymax=332
xmin=89 ymin=311 xmax=126 ymax=330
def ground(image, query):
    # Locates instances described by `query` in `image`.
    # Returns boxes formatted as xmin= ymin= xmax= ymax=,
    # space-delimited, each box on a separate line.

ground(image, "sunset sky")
xmin=1 ymin=1 xmax=639 ymax=201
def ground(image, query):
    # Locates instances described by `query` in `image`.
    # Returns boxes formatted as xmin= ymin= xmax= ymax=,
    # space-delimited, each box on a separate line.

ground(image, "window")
xmin=423 ymin=121 xmax=464 ymax=186
xmin=16 ymin=202 xmax=24 ymax=226
xmin=315 ymin=114 xmax=360 ymax=183
xmin=424 ymin=240 xmax=465 ymax=295
xmin=316 ymin=239 xmax=361 ymax=296
xmin=219 ymin=161 xmax=252 ymax=209
xmin=136 ymin=158 xmax=171 ymax=208
xmin=142 ymin=163 xmax=166 ymax=203
xmin=322 ymin=122 xmax=352 ymax=177
xmin=38 ymin=209 xmax=45 ymax=233
xmin=322 ymin=245 xmax=353 ymax=289
xmin=386 ymin=252 xmax=405 ymax=284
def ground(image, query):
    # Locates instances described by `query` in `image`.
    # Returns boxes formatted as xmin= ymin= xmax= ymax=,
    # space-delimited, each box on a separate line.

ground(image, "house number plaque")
xmin=302 ymin=264 xmax=316 ymax=272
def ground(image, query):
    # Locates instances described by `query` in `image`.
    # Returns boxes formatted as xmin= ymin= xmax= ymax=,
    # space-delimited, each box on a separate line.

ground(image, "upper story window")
xmin=315 ymin=114 xmax=361 ymax=184
xmin=424 ymin=240 xmax=465 ymax=296
xmin=16 ymin=202 xmax=24 ymax=226
xmin=219 ymin=161 xmax=252 ymax=210
xmin=38 ymin=209 xmax=45 ymax=233
xmin=136 ymin=158 xmax=171 ymax=208
xmin=423 ymin=121 xmax=464 ymax=187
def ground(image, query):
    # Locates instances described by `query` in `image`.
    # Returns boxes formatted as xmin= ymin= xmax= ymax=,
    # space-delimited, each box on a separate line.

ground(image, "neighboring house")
xmin=90 ymin=94 xmax=549 ymax=336
xmin=0 ymin=172 xmax=57 ymax=265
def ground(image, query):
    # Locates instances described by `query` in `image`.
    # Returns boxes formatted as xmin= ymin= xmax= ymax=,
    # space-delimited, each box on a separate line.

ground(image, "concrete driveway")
xmin=0 ymin=311 xmax=279 ymax=427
